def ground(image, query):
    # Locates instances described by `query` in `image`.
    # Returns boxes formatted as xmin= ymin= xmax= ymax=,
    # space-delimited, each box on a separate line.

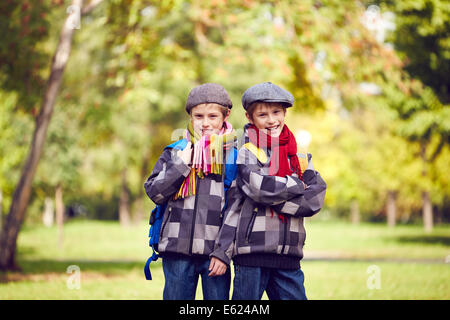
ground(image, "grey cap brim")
xmin=242 ymin=82 xmax=294 ymax=110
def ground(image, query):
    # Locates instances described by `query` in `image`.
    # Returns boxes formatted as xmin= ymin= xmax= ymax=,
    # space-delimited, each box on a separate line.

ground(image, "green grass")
xmin=304 ymin=261 xmax=449 ymax=300
xmin=0 ymin=219 xmax=449 ymax=299
xmin=304 ymin=219 xmax=450 ymax=260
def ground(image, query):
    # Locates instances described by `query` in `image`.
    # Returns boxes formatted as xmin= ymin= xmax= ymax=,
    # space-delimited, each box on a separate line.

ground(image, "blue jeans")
xmin=162 ymin=255 xmax=231 ymax=300
xmin=232 ymin=264 xmax=307 ymax=300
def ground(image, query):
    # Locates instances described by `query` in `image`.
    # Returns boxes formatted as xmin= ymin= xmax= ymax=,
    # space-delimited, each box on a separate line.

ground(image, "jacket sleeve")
xmin=210 ymin=179 xmax=244 ymax=265
xmin=271 ymin=168 xmax=327 ymax=217
xmin=144 ymin=148 xmax=191 ymax=205
xmin=236 ymin=147 xmax=307 ymax=206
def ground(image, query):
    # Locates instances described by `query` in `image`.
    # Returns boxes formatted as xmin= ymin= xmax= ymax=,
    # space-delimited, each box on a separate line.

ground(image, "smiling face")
xmin=190 ymin=103 xmax=230 ymax=136
xmin=246 ymin=102 xmax=286 ymax=137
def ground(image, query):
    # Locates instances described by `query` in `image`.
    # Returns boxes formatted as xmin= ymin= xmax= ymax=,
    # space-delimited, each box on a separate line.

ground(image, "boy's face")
xmin=246 ymin=103 xmax=286 ymax=137
xmin=190 ymin=103 xmax=229 ymax=136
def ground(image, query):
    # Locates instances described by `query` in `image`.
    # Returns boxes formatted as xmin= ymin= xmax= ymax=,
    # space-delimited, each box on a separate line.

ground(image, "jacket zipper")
xmin=245 ymin=207 xmax=258 ymax=243
xmin=160 ymin=206 xmax=172 ymax=237
xmin=280 ymin=218 xmax=288 ymax=254
xmin=188 ymin=178 xmax=200 ymax=255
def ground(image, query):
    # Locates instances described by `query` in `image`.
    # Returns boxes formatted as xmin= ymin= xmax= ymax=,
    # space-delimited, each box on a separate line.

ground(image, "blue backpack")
xmin=144 ymin=139 xmax=238 ymax=280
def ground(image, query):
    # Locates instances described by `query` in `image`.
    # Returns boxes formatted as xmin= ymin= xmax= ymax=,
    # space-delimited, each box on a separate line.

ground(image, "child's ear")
xmin=245 ymin=112 xmax=253 ymax=124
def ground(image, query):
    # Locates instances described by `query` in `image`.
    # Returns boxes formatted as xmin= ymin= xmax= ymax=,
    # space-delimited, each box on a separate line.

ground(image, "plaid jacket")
xmin=211 ymin=133 xmax=327 ymax=266
xmin=144 ymin=144 xmax=235 ymax=258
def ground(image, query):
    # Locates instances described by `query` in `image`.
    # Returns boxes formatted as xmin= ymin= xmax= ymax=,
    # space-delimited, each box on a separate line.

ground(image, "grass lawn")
xmin=0 ymin=219 xmax=449 ymax=300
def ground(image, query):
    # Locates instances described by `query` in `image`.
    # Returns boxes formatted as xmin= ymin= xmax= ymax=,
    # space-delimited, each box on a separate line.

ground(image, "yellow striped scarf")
xmin=174 ymin=121 xmax=236 ymax=200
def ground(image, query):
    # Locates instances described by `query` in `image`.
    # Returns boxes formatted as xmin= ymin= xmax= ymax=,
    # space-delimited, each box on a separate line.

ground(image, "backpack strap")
xmin=144 ymin=202 xmax=167 ymax=280
xmin=224 ymin=147 xmax=238 ymax=189
xmin=243 ymin=142 xmax=268 ymax=164
xmin=222 ymin=147 xmax=238 ymax=217
xmin=144 ymin=250 xmax=159 ymax=280
xmin=165 ymin=138 xmax=188 ymax=151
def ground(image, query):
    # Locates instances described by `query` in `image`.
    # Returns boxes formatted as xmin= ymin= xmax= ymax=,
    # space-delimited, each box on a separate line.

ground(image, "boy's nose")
xmin=202 ymin=119 xmax=210 ymax=127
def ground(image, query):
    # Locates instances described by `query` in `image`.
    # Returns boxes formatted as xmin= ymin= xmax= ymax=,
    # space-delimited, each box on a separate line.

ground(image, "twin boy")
xmin=144 ymin=82 xmax=327 ymax=300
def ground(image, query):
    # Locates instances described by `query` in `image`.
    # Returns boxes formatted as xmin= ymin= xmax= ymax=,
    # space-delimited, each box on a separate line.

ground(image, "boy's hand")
xmin=208 ymin=257 xmax=227 ymax=277
xmin=177 ymin=141 xmax=193 ymax=165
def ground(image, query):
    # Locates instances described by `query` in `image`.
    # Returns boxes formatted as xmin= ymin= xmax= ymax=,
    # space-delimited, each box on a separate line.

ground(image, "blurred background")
xmin=0 ymin=0 xmax=449 ymax=299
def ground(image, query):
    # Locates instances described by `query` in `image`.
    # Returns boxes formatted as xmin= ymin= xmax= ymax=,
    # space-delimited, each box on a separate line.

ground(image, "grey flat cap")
xmin=241 ymin=82 xmax=294 ymax=110
xmin=185 ymin=83 xmax=233 ymax=113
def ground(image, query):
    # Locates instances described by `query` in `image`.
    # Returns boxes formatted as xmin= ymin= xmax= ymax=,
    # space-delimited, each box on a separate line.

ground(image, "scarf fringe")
xmin=174 ymin=122 xmax=235 ymax=200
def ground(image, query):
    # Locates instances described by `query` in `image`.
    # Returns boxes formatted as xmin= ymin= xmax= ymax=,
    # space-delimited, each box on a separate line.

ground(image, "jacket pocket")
xmin=245 ymin=207 xmax=258 ymax=243
xmin=160 ymin=206 xmax=172 ymax=237
xmin=287 ymin=231 xmax=306 ymax=257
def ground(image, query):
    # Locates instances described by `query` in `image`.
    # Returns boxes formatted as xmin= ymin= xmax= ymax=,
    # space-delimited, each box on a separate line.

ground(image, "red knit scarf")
xmin=248 ymin=124 xmax=303 ymax=224
xmin=247 ymin=124 xmax=302 ymax=179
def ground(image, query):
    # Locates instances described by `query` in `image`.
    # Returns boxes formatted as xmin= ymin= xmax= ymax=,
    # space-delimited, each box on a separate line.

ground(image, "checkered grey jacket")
xmin=144 ymin=145 xmax=233 ymax=258
xmin=211 ymin=137 xmax=327 ymax=265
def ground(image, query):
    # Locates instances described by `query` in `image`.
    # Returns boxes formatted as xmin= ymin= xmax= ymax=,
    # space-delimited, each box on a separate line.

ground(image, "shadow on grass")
xmin=0 ymin=258 xmax=162 ymax=284
xmin=3 ymin=258 xmax=153 ymax=277
xmin=393 ymin=235 xmax=450 ymax=246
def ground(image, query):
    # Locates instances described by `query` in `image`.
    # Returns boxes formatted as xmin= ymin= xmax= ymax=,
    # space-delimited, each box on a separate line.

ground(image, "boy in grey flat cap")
xmin=211 ymin=82 xmax=327 ymax=300
xmin=145 ymin=83 xmax=238 ymax=300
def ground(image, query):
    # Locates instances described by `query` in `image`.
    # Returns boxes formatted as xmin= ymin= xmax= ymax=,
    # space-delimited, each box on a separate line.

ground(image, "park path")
xmin=303 ymin=251 xmax=449 ymax=264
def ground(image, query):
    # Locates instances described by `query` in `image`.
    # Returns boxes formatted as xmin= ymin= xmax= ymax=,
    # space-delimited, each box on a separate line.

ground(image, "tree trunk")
xmin=420 ymin=142 xmax=433 ymax=233
xmin=119 ymin=169 xmax=131 ymax=227
xmin=42 ymin=197 xmax=54 ymax=228
xmin=133 ymin=198 xmax=144 ymax=225
xmin=0 ymin=0 xmax=102 ymax=271
xmin=350 ymin=199 xmax=360 ymax=225
xmin=386 ymin=190 xmax=397 ymax=228
xmin=134 ymin=135 xmax=152 ymax=224
xmin=55 ymin=184 xmax=64 ymax=248
xmin=422 ymin=191 xmax=433 ymax=233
